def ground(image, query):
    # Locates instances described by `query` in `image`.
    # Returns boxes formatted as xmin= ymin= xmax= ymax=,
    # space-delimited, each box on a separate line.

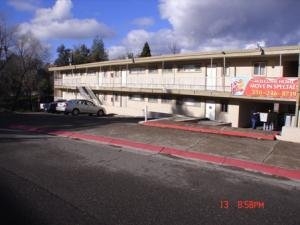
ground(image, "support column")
xmin=279 ymin=54 xmax=282 ymax=66
xmin=85 ymin=67 xmax=88 ymax=86
xmin=223 ymin=52 xmax=226 ymax=91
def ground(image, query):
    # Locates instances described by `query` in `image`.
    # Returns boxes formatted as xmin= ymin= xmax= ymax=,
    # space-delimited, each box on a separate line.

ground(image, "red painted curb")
xmin=8 ymin=124 xmax=300 ymax=181
xmin=109 ymin=138 xmax=163 ymax=153
xmin=161 ymin=147 xmax=224 ymax=164
xmin=161 ymin=147 xmax=300 ymax=180
xmin=70 ymin=132 xmax=114 ymax=145
xmin=222 ymin=157 xmax=300 ymax=180
xmin=143 ymin=121 xmax=277 ymax=140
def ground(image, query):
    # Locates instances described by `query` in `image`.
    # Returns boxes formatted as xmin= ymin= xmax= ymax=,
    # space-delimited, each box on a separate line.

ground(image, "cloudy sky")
xmin=1 ymin=0 xmax=300 ymax=61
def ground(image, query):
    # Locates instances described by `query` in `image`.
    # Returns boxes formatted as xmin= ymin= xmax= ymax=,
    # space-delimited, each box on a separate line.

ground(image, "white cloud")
xmin=158 ymin=0 xmax=300 ymax=51
xmin=109 ymin=28 xmax=178 ymax=59
xmin=110 ymin=0 xmax=300 ymax=59
xmin=8 ymin=0 xmax=39 ymax=12
xmin=245 ymin=41 xmax=266 ymax=50
xmin=21 ymin=0 xmax=298 ymax=60
xmin=17 ymin=0 xmax=113 ymax=40
xmin=132 ymin=17 xmax=154 ymax=27
xmin=108 ymin=45 xmax=128 ymax=59
xmin=33 ymin=0 xmax=72 ymax=23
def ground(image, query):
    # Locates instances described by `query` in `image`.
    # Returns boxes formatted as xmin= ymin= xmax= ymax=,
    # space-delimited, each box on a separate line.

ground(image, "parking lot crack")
xmin=262 ymin=142 xmax=278 ymax=163
xmin=186 ymin=138 xmax=203 ymax=150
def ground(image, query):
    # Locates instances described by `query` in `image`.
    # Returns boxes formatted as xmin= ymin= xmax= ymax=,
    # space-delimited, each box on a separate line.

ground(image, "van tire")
xmin=72 ymin=109 xmax=80 ymax=116
xmin=97 ymin=109 xmax=104 ymax=117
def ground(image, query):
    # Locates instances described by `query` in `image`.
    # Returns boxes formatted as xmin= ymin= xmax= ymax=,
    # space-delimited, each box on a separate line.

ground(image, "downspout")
xmin=162 ymin=61 xmax=165 ymax=91
xmin=295 ymin=52 xmax=300 ymax=127
xmin=279 ymin=54 xmax=282 ymax=67
xmin=85 ymin=67 xmax=88 ymax=87
xmin=222 ymin=52 xmax=226 ymax=92
xmin=207 ymin=58 xmax=213 ymax=90
xmin=97 ymin=66 xmax=100 ymax=88
xmin=126 ymin=63 xmax=128 ymax=87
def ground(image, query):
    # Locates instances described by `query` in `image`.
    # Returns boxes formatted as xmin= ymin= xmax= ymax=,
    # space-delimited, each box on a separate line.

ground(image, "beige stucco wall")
xmin=59 ymin=90 xmax=237 ymax=125
xmin=228 ymin=104 xmax=240 ymax=128
xmin=53 ymin=51 xmax=298 ymax=128
xmin=62 ymin=91 xmax=77 ymax=99
xmin=57 ymin=55 xmax=286 ymax=92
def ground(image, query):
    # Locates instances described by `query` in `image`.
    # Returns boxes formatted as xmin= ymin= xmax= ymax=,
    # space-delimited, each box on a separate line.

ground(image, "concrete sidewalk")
xmin=9 ymin=118 xmax=300 ymax=181
xmin=142 ymin=119 xmax=279 ymax=140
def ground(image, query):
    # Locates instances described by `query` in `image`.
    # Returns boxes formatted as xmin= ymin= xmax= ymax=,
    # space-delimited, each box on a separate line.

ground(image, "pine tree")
xmin=73 ymin=44 xmax=90 ymax=64
xmin=140 ymin=42 xmax=151 ymax=57
xmin=54 ymin=44 xmax=71 ymax=66
xmin=89 ymin=36 xmax=108 ymax=62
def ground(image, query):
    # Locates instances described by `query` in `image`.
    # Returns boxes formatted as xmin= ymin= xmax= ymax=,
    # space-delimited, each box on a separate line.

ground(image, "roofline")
xmin=48 ymin=45 xmax=300 ymax=71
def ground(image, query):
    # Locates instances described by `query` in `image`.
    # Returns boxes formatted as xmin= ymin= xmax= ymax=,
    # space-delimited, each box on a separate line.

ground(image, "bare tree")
xmin=0 ymin=15 xmax=14 ymax=72
xmin=9 ymin=32 xmax=49 ymax=110
xmin=0 ymin=14 xmax=51 ymax=111
xmin=168 ymin=41 xmax=180 ymax=54
xmin=0 ymin=16 xmax=15 ymax=108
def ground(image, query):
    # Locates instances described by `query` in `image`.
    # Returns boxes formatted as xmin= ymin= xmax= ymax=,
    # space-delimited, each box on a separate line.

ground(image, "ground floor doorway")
xmin=205 ymin=101 xmax=216 ymax=120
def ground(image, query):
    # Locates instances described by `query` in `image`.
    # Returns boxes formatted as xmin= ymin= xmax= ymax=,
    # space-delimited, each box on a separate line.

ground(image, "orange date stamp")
xmin=220 ymin=200 xmax=265 ymax=209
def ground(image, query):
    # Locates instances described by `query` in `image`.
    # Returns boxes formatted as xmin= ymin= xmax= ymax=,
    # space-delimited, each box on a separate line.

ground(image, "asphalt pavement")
xmin=1 ymin=112 xmax=300 ymax=180
xmin=0 ymin=128 xmax=299 ymax=225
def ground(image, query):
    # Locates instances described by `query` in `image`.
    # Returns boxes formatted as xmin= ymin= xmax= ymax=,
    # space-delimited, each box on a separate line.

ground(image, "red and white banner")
xmin=231 ymin=77 xmax=298 ymax=99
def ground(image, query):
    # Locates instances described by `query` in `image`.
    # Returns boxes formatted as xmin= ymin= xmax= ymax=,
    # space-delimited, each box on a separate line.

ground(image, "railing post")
xmin=144 ymin=105 xmax=148 ymax=122
xmin=223 ymin=51 xmax=226 ymax=92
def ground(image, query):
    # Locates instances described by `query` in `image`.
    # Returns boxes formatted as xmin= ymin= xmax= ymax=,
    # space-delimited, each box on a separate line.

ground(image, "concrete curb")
xmin=8 ymin=124 xmax=300 ymax=181
xmin=142 ymin=121 xmax=278 ymax=140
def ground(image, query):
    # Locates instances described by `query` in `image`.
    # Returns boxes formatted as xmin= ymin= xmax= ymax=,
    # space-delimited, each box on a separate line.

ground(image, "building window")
xmin=148 ymin=96 xmax=158 ymax=103
xmin=178 ymin=64 xmax=201 ymax=72
xmin=115 ymin=70 xmax=120 ymax=77
xmin=114 ymin=94 xmax=119 ymax=102
xmin=129 ymin=94 xmax=144 ymax=101
xmin=221 ymin=102 xmax=228 ymax=112
xmin=254 ymin=62 xmax=266 ymax=75
xmin=148 ymin=65 xmax=159 ymax=74
xmin=55 ymin=73 xmax=62 ymax=79
xmin=103 ymin=71 xmax=108 ymax=78
xmin=176 ymin=98 xmax=201 ymax=106
xmin=183 ymin=98 xmax=196 ymax=106
xmin=163 ymin=64 xmax=173 ymax=73
xmin=161 ymin=95 xmax=173 ymax=104
xmin=223 ymin=65 xmax=230 ymax=76
xmin=129 ymin=67 xmax=146 ymax=74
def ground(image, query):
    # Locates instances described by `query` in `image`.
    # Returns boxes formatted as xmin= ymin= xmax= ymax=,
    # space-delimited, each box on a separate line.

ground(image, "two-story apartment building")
xmin=49 ymin=45 xmax=300 ymax=129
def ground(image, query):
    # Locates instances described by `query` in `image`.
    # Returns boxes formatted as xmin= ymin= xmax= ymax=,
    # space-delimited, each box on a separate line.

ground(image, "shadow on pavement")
xmin=0 ymin=112 xmax=144 ymax=132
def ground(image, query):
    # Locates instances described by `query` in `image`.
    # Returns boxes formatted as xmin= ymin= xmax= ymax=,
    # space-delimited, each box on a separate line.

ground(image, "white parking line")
xmin=0 ymin=128 xmax=25 ymax=132
xmin=0 ymin=134 xmax=57 ymax=139
xmin=0 ymin=128 xmax=57 ymax=139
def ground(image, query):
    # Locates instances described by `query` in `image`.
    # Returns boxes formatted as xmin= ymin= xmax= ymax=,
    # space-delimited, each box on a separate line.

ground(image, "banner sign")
xmin=231 ymin=77 xmax=298 ymax=99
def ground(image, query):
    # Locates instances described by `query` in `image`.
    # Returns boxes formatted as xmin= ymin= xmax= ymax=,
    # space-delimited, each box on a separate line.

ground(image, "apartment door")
xmin=121 ymin=69 xmax=127 ymax=86
xmin=98 ymin=72 xmax=103 ymax=86
xmin=120 ymin=96 xmax=127 ymax=108
xmin=206 ymin=65 xmax=217 ymax=90
xmin=205 ymin=102 xmax=216 ymax=120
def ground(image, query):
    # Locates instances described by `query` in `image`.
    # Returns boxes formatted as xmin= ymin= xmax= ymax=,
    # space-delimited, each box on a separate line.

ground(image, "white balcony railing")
xmin=55 ymin=78 xmax=231 ymax=92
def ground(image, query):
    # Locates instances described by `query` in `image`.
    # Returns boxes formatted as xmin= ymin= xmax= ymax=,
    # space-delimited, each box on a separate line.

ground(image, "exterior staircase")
xmin=77 ymin=86 xmax=102 ymax=106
